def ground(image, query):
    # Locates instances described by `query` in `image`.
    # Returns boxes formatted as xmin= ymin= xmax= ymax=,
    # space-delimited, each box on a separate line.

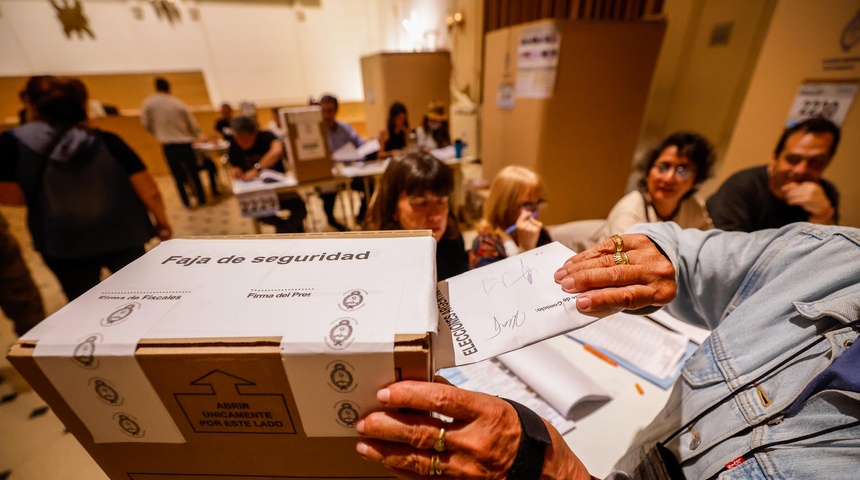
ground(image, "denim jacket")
xmin=612 ymin=222 xmax=860 ymax=479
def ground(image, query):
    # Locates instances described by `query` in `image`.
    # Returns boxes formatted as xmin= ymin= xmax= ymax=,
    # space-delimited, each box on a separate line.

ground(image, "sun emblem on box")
xmin=327 ymin=361 xmax=356 ymax=393
xmin=335 ymin=401 xmax=360 ymax=428
xmin=325 ymin=318 xmax=356 ymax=350
xmin=114 ymin=412 xmax=145 ymax=438
xmin=89 ymin=377 xmax=123 ymax=406
xmin=101 ymin=302 xmax=140 ymax=327
xmin=339 ymin=289 xmax=367 ymax=311
xmin=72 ymin=333 xmax=103 ymax=369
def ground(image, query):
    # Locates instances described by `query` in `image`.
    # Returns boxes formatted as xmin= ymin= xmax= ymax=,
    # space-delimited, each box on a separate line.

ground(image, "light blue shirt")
xmin=610 ymin=222 xmax=860 ymax=479
xmin=326 ymin=120 xmax=364 ymax=152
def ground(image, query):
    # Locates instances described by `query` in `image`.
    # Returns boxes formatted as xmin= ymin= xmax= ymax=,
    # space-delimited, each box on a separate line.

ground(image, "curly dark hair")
xmin=637 ymin=131 xmax=716 ymax=195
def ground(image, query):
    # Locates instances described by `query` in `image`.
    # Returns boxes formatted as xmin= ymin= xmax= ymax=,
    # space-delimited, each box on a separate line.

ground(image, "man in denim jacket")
xmin=354 ymin=222 xmax=859 ymax=479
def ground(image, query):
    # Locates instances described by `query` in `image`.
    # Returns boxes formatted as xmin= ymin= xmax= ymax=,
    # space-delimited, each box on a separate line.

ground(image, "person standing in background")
xmin=319 ymin=94 xmax=366 ymax=231
xmin=0 ymin=76 xmax=171 ymax=301
xmin=141 ymin=77 xmax=210 ymax=207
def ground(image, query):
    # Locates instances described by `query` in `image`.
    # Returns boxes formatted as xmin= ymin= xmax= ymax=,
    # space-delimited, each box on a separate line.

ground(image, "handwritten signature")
xmin=489 ymin=310 xmax=526 ymax=339
xmin=482 ymin=259 xmax=538 ymax=295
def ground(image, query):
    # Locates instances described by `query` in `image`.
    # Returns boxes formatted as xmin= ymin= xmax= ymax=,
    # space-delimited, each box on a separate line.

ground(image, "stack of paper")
xmin=567 ymin=312 xmax=704 ymax=389
xmin=439 ymin=340 xmax=610 ymax=434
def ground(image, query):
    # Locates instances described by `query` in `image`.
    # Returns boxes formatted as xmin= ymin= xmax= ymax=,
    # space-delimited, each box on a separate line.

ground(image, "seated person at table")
xmin=214 ymin=102 xmax=234 ymax=142
xmin=415 ymin=102 xmax=451 ymax=151
xmin=318 ymin=94 xmax=367 ymax=231
xmin=604 ymin=131 xmax=715 ymax=238
xmin=378 ymin=101 xmax=410 ymax=159
xmin=228 ymin=116 xmax=306 ymax=233
xmin=363 ymin=151 xmax=467 ymax=281
xmin=469 ymin=166 xmax=551 ymax=269
xmin=706 ymin=117 xmax=841 ymax=232
xmin=355 ymin=222 xmax=860 ymax=479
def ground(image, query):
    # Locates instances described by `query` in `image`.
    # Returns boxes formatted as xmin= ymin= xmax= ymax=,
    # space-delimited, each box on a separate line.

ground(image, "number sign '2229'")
xmin=238 ymin=190 xmax=280 ymax=218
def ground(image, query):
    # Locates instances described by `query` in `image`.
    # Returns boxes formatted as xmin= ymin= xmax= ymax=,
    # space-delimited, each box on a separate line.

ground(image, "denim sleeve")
xmin=627 ymin=222 xmax=788 ymax=330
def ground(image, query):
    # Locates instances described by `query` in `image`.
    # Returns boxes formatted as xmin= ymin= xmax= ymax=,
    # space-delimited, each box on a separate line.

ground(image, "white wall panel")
xmin=0 ymin=0 xmax=427 ymax=106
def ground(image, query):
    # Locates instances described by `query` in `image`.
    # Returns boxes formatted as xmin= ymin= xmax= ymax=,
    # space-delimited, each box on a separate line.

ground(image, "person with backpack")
xmin=0 ymin=76 xmax=171 ymax=301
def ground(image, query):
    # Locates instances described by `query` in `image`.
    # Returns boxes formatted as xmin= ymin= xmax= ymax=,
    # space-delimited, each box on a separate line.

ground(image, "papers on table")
xmin=647 ymin=308 xmax=712 ymax=345
xmin=430 ymin=145 xmax=457 ymax=160
xmin=497 ymin=341 xmax=610 ymax=419
xmin=338 ymin=159 xmax=389 ymax=178
xmin=331 ymin=139 xmax=380 ymax=162
xmin=441 ymin=360 xmax=576 ymax=434
xmin=440 ymin=341 xmax=611 ymax=434
xmin=357 ymin=138 xmax=380 ymax=158
xmin=193 ymin=139 xmax=229 ymax=151
xmin=231 ymin=169 xmax=297 ymax=195
xmin=567 ymin=312 xmax=706 ymax=389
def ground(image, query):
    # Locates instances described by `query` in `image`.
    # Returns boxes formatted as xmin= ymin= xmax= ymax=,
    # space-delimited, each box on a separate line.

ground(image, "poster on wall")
xmin=497 ymin=81 xmax=516 ymax=108
xmin=785 ymin=82 xmax=858 ymax=127
xmin=515 ymin=24 xmax=561 ymax=99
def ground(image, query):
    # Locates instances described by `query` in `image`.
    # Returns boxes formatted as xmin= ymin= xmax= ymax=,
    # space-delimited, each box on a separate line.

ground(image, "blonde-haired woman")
xmin=469 ymin=166 xmax=551 ymax=269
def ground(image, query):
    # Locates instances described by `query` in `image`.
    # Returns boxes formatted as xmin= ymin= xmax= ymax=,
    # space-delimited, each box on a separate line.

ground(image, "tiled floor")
xmin=0 ymin=166 xmax=482 ymax=479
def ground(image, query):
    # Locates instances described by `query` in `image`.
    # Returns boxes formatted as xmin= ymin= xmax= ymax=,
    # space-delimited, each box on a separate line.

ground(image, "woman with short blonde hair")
xmin=470 ymin=166 xmax=551 ymax=268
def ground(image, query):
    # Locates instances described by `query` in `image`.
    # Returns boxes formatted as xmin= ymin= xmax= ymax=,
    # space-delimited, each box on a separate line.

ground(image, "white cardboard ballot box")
xmin=8 ymin=231 xmax=438 ymax=480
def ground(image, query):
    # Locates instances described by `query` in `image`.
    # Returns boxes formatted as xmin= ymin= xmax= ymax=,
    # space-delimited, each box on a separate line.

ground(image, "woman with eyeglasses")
xmin=603 ymin=132 xmax=716 ymax=239
xmin=469 ymin=166 xmax=552 ymax=269
xmin=363 ymin=151 xmax=468 ymax=281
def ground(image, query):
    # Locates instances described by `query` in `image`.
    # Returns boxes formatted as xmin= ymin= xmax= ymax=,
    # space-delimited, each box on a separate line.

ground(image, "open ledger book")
xmin=439 ymin=340 xmax=610 ymax=434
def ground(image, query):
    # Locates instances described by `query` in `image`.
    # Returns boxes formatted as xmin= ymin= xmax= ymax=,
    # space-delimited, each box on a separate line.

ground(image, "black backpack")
xmin=12 ymin=124 xmax=156 ymax=258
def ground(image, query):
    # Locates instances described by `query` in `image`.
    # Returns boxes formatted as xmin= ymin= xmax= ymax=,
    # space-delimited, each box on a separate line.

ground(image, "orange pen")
xmin=583 ymin=344 xmax=617 ymax=367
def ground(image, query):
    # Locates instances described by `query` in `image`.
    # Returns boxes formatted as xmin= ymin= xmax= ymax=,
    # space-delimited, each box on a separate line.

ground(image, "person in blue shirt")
xmin=354 ymin=222 xmax=859 ymax=479
xmin=318 ymin=94 xmax=367 ymax=231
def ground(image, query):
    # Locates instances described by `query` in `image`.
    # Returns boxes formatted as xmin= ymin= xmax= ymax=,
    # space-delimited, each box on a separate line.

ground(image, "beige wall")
xmin=482 ymin=20 xmax=666 ymax=224
xmin=449 ymin=0 xmax=484 ymax=103
xmin=636 ymin=0 xmax=776 ymax=166
xmin=718 ymin=0 xmax=860 ymax=227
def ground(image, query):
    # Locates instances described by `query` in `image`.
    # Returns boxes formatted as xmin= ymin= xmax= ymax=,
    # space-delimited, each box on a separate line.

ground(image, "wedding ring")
xmin=613 ymin=251 xmax=630 ymax=266
xmin=611 ymin=234 xmax=624 ymax=252
xmin=433 ymin=427 xmax=447 ymax=452
xmin=429 ymin=453 xmax=443 ymax=476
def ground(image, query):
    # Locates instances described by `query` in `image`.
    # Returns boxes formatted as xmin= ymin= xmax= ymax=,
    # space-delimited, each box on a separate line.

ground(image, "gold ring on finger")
xmin=611 ymin=234 xmax=624 ymax=252
xmin=613 ymin=251 xmax=630 ymax=266
xmin=429 ymin=452 xmax=443 ymax=476
xmin=433 ymin=427 xmax=446 ymax=452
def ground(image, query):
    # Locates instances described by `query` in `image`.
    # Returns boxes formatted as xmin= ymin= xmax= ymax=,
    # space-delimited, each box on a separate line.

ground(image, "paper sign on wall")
xmin=516 ymin=24 xmax=561 ymax=99
xmin=786 ymin=82 xmax=858 ymax=127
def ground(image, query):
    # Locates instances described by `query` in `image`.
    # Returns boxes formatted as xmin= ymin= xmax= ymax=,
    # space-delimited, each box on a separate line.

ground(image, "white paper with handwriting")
xmin=435 ymin=242 xmax=599 ymax=368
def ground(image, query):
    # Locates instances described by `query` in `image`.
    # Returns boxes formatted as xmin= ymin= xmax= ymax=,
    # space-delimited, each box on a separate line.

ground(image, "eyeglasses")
xmin=783 ymin=153 xmax=830 ymax=170
xmin=652 ymin=163 xmax=696 ymax=181
xmin=407 ymin=195 xmax=449 ymax=211
xmin=520 ymin=199 xmax=548 ymax=212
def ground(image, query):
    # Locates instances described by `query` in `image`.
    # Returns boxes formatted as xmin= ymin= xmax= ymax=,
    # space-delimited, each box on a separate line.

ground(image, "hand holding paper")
xmin=553 ymin=234 xmax=676 ymax=315
xmin=436 ymin=242 xmax=601 ymax=368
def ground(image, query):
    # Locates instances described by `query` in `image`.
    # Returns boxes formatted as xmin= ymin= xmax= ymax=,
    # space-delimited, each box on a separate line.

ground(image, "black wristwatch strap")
xmin=502 ymin=398 xmax=552 ymax=480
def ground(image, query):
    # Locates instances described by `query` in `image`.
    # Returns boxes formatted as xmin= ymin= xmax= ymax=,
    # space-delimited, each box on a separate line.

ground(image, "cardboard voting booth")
xmin=279 ymin=106 xmax=334 ymax=183
xmin=8 ymin=231 xmax=438 ymax=479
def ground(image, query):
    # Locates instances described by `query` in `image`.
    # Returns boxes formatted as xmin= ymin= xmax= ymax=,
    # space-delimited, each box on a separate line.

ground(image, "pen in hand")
xmin=505 ymin=210 xmax=538 ymax=234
